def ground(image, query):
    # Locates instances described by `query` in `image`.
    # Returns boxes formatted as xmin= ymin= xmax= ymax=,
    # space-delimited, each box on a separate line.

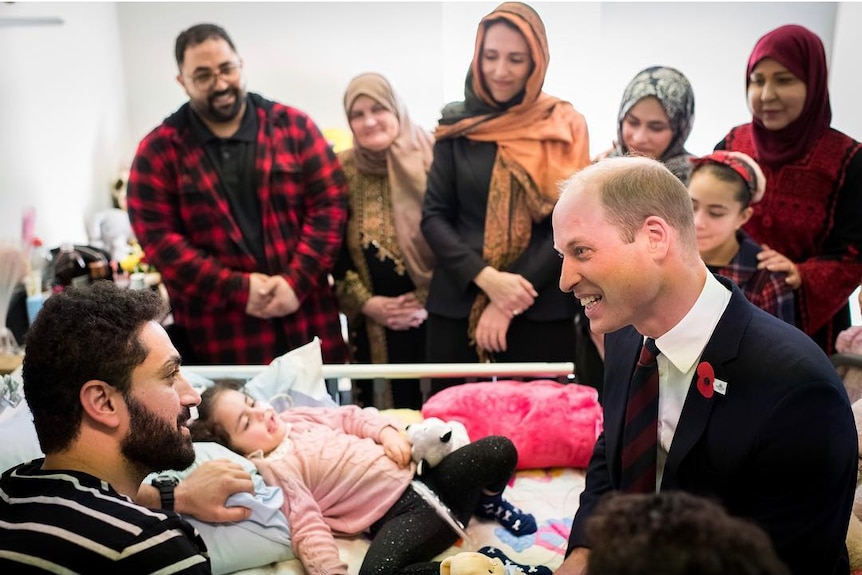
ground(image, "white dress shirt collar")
xmin=654 ymin=271 xmax=731 ymax=374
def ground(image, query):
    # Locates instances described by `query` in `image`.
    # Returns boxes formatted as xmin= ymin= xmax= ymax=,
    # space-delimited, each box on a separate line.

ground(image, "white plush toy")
xmin=406 ymin=417 xmax=470 ymax=476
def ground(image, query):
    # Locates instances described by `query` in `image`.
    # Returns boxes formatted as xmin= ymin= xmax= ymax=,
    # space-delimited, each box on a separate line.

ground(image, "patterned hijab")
xmin=614 ymin=66 xmax=696 ymax=184
xmin=434 ymin=1 xmax=590 ymax=359
xmin=746 ymin=24 xmax=831 ymax=167
xmin=343 ymin=72 xmax=436 ymax=291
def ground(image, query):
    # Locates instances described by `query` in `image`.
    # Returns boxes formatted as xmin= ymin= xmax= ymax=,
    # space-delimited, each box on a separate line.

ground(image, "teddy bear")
xmin=440 ymin=552 xmax=506 ymax=575
xmin=87 ymin=169 xmax=135 ymax=264
xmin=440 ymin=549 xmax=551 ymax=575
xmin=405 ymin=417 xmax=470 ymax=476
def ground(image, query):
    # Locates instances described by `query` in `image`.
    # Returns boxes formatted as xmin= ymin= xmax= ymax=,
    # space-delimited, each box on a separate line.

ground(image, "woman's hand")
xmin=362 ymin=294 xmax=427 ymax=330
xmin=835 ymin=326 xmax=862 ymax=354
xmin=757 ymin=244 xmax=802 ymax=289
xmin=379 ymin=426 xmax=412 ymax=468
xmin=474 ymin=267 xmax=537 ymax=318
xmin=475 ymin=303 xmax=512 ymax=354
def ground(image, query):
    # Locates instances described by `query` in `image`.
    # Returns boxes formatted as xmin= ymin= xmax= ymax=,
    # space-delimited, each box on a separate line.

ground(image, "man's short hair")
xmin=560 ymin=156 xmax=697 ymax=251
xmin=586 ymin=491 xmax=790 ymax=575
xmin=23 ymin=281 xmax=168 ymax=454
xmin=175 ymin=23 xmax=237 ymax=68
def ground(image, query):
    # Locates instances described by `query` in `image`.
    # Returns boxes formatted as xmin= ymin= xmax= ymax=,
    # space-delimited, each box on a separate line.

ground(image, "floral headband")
xmin=690 ymin=151 xmax=766 ymax=205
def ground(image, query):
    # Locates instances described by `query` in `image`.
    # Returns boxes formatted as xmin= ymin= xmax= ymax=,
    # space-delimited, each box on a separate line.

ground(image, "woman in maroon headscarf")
xmin=716 ymin=24 xmax=862 ymax=354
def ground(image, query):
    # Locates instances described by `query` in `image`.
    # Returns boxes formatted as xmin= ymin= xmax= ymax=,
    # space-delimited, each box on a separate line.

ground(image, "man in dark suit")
xmin=552 ymin=156 xmax=858 ymax=575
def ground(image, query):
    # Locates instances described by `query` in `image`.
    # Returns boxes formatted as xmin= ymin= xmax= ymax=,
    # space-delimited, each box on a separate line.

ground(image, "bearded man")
xmin=127 ymin=23 xmax=348 ymax=366
xmin=0 ymin=281 xmax=211 ymax=573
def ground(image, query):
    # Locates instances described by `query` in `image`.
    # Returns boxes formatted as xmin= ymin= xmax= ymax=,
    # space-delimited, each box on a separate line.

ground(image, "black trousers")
xmin=359 ymin=436 xmax=518 ymax=575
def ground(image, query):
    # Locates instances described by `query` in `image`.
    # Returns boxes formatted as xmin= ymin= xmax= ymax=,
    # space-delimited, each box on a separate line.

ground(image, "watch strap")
xmin=151 ymin=476 xmax=178 ymax=511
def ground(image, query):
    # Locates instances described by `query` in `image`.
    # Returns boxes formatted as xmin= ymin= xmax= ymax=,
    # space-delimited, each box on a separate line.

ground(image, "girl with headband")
xmin=688 ymin=151 xmax=795 ymax=324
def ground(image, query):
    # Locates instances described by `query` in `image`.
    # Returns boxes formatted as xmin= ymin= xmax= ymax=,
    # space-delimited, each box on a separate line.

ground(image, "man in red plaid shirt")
xmin=127 ymin=23 xmax=348 ymax=365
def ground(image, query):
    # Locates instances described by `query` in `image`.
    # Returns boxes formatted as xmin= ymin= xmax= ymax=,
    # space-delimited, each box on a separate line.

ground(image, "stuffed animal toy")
xmin=87 ymin=169 xmax=136 ymax=264
xmin=87 ymin=208 xmax=134 ymax=264
xmin=440 ymin=552 xmax=505 ymax=575
xmin=440 ymin=549 xmax=551 ymax=575
xmin=405 ymin=417 xmax=470 ymax=476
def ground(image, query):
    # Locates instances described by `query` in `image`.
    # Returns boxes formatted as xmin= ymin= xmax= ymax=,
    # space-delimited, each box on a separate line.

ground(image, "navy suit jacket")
xmin=567 ymin=277 xmax=858 ymax=575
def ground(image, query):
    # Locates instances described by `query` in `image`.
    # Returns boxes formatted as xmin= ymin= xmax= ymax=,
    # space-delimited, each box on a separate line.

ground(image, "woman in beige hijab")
xmin=334 ymin=72 xmax=435 ymax=409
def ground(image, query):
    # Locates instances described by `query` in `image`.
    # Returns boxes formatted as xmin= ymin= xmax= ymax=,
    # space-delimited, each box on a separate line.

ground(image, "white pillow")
xmin=146 ymin=443 xmax=294 ymax=575
xmin=2 ymin=370 xmax=294 ymax=574
xmin=0 ymin=369 xmax=42 ymax=473
xmin=243 ymin=336 xmax=336 ymax=409
xmin=0 ymin=403 xmax=42 ymax=474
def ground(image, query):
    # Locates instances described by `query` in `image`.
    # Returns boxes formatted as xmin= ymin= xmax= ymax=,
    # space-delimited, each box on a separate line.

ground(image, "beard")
xmin=121 ymin=394 xmax=196 ymax=474
xmin=192 ymin=84 xmax=246 ymax=124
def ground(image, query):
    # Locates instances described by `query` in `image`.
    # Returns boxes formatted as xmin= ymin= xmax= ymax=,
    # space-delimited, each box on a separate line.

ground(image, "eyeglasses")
xmin=186 ymin=61 xmax=242 ymax=90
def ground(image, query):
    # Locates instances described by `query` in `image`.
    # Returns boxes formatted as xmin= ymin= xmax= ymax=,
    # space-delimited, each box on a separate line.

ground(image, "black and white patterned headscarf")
xmin=613 ymin=66 xmax=696 ymax=184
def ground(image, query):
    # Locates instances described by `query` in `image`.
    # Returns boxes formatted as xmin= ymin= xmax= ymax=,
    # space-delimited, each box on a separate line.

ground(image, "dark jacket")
xmin=420 ymin=137 xmax=576 ymax=321
xmin=568 ymin=277 xmax=858 ymax=575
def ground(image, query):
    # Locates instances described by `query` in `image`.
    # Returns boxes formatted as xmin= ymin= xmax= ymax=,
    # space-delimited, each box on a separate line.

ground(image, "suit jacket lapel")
xmin=661 ymin=283 xmax=750 ymax=489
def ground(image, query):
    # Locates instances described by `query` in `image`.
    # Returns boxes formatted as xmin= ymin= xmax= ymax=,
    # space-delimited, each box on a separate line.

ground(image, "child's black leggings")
xmin=359 ymin=435 xmax=518 ymax=575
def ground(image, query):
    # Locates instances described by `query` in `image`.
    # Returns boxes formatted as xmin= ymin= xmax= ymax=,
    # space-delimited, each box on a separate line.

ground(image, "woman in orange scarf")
xmin=421 ymin=2 xmax=590 ymax=394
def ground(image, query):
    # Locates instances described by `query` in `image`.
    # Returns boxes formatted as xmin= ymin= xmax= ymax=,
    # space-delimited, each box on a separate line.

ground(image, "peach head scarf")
xmin=436 ymin=2 xmax=590 ymax=358
xmin=344 ymin=72 xmax=436 ymax=291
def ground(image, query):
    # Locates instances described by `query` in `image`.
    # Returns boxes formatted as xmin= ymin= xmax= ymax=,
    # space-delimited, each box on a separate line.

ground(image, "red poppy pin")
xmin=696 ymin=362 xmax=715 ymax=399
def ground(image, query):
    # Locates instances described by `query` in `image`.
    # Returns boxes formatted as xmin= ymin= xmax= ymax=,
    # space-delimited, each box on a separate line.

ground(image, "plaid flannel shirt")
xmin=710 ymin=231 xmax=796 ymax=325
xmin=128 ymin=93 xmax=348 ymax=364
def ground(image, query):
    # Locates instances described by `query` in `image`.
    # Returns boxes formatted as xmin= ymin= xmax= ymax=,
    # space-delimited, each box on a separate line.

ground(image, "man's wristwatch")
xmin=151 ymin=476 xmax=179 ymax=511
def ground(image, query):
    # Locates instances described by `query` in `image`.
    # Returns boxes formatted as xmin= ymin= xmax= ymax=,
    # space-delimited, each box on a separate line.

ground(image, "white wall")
xmin=830 ymin=2 xmax=862 ymax=143
xmin=115 ymin=1 xmax=841 ymax=161
xmin=1 ymin=1 xmax=858 ymax=286
xmin=118 ymin=2 xmax=448 ymax=157
xmin=0 ymin=2 xmax=128 ymax=248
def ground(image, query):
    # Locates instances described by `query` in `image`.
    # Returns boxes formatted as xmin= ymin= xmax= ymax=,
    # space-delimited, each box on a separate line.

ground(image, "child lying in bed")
xmin=189 ymin=381 xmax=549 ymax=575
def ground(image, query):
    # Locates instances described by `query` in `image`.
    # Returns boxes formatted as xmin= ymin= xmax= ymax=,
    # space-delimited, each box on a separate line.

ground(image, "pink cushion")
xmin=421 ymin=380 xmax=603 ymax=470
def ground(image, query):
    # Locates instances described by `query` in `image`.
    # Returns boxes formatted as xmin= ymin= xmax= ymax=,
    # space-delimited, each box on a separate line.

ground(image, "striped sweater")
xmin=0 ymin=460 xmax=210 ymax=574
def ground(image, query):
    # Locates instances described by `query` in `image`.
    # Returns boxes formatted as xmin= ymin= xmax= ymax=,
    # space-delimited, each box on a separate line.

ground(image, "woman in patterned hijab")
xmin=610 ymin=66 xmax=696 ymax=184
xmin=577 ymin=65 xmax=696 ymax=396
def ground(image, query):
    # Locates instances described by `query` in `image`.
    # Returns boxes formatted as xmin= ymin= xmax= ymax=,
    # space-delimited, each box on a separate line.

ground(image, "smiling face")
xmin=748 ymin=57 xmax=807 ymax=131
xmin=348 ymin=94 xmax=400 ymax=153
xmin=177 ymin=37 xmax=246 ymax=125
xmin=553 ymin=182 xmax=659 ymax=335
xmin=210 ymin=389 xmax=286 ymax=456
xmin=120 ymin=321 xmax=199 ymax=473
xmin=480 ymin=21 xmax=533 ymax=104
xmin=688 ymin=169 xmax=752 ymax=266
xmin=621 ymin=96 xmax=674 ymax=160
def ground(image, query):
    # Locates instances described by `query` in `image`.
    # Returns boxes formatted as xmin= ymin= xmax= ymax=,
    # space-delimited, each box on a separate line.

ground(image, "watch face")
xmin=152 ymin=476 xmax=178 ymax=511
xmin=152 ymin=476 xmax=179 ymax=488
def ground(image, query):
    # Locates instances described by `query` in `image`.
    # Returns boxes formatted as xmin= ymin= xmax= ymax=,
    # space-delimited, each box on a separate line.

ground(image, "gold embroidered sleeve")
xmin=335 ymin=270 xmax=374 ymax=323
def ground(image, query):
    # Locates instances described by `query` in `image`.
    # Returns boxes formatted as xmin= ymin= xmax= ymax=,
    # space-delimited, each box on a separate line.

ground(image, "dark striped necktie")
xmin=620 ymin=337 xmax=660 ymax=493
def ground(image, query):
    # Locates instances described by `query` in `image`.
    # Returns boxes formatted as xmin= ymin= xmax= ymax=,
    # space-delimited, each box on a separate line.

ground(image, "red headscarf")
xmin=747 ymin=24 xmax=832 ymax=166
